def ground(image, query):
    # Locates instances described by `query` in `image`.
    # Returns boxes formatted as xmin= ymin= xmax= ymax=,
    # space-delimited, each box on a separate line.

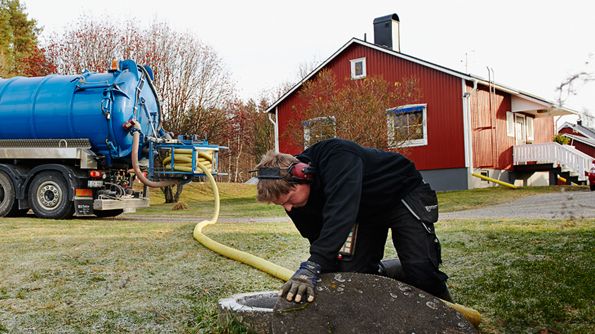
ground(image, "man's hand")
xmin=280 ymin=261 xmax=321 ymax=303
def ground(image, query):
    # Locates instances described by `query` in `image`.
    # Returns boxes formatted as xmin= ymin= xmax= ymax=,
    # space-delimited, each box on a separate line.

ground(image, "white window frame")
xmin=303 ymin=116 xmax=337 ymax=149
xmin=526 ymin=116 xmax=534 ymax=141
xmin=506 ymin=111 xmax=514 ymax=137
xmin=514 ymin=113 xmax=527 ymax=145
xmin=350 ymin=57 xmax=367 ymax=80
xmin=386 ymin=104 xmax=428 ymax=148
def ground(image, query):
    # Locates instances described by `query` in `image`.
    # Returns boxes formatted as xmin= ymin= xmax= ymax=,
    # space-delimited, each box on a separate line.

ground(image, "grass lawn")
xmin=0 ymin=184 xmax=593 ymax=333
xmin=136 ymin=183 xmax=588 ymax=217
xmin=134 ymin=183 xmax=286 ymax=217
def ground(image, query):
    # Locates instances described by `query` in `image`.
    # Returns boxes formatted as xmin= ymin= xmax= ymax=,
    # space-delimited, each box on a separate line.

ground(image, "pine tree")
xmin=0 ymin=0 xmax=52 ymax=77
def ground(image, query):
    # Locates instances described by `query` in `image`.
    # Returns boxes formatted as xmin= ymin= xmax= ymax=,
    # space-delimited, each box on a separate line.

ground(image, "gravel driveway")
xmin=441 ymin=190 xmax=595 ymax=220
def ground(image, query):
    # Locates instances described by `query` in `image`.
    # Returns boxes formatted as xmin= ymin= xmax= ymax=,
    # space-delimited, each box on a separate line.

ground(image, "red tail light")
xmin=89 ymin=170 xmax=103 ymax=179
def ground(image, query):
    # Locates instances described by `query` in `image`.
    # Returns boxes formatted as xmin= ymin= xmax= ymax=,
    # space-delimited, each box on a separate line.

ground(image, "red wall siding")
xmin=471 ymin=86 xmax=499 ymax=168
xmin=559 ymin=127 xmax=570 ymax=135
xmin=470 ymin=86 xmax=554 ymax=170
xmin=559 ymin=127 xmax=595 ymax=157
xmin=572 ymin=141 xmax=595 ymax=158
xmin=559 ymin=127 xmax=575 ymax=136
xmin=533 ymin=117 xmax=554 ymax=144
xmin=494 ymin=93 xmax=514 ymax=170
xmin=277 ymin=44 xmax=466 ymax=171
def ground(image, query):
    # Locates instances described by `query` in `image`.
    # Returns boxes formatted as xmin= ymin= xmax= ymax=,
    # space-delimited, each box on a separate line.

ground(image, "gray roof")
xmin=560 ymin=122 xmax=595 ymax=140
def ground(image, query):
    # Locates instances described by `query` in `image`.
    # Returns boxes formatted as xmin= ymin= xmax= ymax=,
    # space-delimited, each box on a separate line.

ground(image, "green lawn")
xmin=0 ymin=185 xmax=593 ymax=333
xmin=137 ymin=183 xmax=587 ymax=217
xmin=134 ymin=183 xmax=286 ymax=217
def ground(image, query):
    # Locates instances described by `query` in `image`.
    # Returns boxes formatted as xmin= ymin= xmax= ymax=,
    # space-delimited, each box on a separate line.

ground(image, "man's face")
xmin=272 ymin=184 xmax=310 ymax=212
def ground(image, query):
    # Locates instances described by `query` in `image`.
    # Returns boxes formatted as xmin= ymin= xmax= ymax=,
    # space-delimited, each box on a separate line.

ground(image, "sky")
xmin=24 ymin=0 xmax=594 ymax=120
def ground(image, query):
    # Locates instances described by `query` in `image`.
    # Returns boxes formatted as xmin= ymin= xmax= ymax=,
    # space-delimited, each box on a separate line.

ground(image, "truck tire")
xmin=95 ymin=209 xmax=124 ymax=218
xmin=28 ymin=171 xmax=74 ymax=219
xmin=0 ymin=171 xmax=17 ymax=217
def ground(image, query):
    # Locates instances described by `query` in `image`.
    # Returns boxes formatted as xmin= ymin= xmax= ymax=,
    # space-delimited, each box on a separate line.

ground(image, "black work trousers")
xmin=337 ymin=200 xmax=449 ymax=297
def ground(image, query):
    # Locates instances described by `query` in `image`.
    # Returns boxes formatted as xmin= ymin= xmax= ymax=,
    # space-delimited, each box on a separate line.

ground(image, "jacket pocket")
xmin=401 ymin=183 xmax=439 ymax=224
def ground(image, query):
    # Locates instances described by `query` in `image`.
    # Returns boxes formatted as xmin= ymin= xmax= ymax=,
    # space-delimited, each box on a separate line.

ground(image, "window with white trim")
xmin=506 ymin=111 xmax=514 ymax=137
xmin=526 ymin=116 xmax=534 ymax=141
xmin=350 ymin=57 xmax=366 ymax=79
xmin=303 ymin=116 xmax=337 ymax=148
xmin=386 ymin=104 xmax=428 ymax=148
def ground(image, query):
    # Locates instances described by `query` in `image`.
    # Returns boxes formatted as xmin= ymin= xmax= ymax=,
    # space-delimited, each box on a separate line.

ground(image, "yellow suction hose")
xmin=163 ymin=149 xmax=214 ymax=173
xmin=192 ymin=160 xmax=293 ymax=281
xmin=442 ymin=300 xmax=481 ymax=327
xmin=192 ymin=162 xmax=481 ymax=327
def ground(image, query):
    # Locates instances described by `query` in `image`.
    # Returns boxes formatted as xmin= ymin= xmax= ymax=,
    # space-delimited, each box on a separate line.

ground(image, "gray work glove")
xmin=280 ymin=261 xmax=321 ymax=303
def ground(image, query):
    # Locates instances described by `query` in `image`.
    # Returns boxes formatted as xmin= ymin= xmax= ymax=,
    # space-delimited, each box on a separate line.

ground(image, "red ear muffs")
xmin=287 ymin=162 xmax=316 ymax=183
xmin=254 ymin=162 xmax=316 ymax=183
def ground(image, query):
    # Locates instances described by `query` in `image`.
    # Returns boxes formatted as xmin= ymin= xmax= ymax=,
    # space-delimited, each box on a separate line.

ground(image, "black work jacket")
xmin=286 ymin=139 xmax=423 ymax=271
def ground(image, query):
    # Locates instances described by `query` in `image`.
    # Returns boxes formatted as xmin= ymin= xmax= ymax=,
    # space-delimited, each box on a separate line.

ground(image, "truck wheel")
xmin=0 ymin=171 xmax=17 ymax=217
xmin=28 ymin=171 xmax=74 ymax=219
xmin=95 ymin=209 xmax=124 ymax=218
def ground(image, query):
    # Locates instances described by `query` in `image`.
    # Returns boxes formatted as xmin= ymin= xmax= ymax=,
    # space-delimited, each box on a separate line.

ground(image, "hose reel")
xmin=162 ymin=149 xmax=214 ymax=174
xmin=147 ymin=135 xmax=221 ymax=181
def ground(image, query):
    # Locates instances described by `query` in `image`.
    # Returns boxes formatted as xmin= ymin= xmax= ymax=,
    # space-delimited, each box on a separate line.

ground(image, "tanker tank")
xmin=0 ymin=59 xmax=161 ymax=165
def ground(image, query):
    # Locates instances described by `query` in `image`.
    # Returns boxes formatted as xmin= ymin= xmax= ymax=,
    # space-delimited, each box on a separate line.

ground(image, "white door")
xmin=514 ymin=114 xmax=526 ymax=145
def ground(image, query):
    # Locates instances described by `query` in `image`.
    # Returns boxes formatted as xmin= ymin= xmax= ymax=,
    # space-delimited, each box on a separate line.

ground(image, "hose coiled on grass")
xmin=163 ymin=149 xmax=214 ymax=173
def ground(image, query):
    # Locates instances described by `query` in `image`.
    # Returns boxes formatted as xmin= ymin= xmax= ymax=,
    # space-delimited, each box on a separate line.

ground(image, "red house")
xmin=558 ymin=121 xmax=595 ymax=158
xmin=266 ymin=14 xmax=586 ymax=190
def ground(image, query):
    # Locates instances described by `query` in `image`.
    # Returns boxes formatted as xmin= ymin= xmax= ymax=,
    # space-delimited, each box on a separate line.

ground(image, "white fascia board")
xmin=562 ymin=133 xmax=595 ymax=147
xmin=511 ymin=95 xmax=550 ymax=112
xmin=511 ymin=95 xmax=577 ymax=117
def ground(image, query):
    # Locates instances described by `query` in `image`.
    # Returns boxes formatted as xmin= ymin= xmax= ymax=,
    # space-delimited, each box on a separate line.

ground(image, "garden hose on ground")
xmin=192 ymin=160 xmax=293 ymax=281
xmin=192 ymin=163 xmax=480 ymax=327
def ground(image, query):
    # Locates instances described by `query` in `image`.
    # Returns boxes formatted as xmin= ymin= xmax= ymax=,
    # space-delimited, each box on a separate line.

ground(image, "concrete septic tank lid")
xmin=272 ymin=272 xmax=477 ymax=334
xmin=218 ymin=290 xmax=278 ymax=334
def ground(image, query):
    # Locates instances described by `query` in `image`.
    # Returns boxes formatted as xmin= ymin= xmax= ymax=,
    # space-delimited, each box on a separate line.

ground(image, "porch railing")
xmin=513 ymin=142 xmax=592 ymax=181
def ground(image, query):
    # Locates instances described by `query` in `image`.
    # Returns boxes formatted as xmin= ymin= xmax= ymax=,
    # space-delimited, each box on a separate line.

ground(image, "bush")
xmin=553 ymin=134 xmax=570 ymax=145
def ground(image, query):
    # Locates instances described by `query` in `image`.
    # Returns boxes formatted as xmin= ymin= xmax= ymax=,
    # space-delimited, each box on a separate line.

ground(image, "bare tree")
xmin=556 ymin=55 xmax=595 ymax=127
xmin=44 ymin=16 xmax=236 ymax=202
xmin=296 ymin=57 xmax=321 ymax=80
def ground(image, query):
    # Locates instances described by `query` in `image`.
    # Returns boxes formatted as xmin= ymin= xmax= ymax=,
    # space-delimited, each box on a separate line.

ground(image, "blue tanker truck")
xmin=0 ymin=59 xmax=220 ymax=219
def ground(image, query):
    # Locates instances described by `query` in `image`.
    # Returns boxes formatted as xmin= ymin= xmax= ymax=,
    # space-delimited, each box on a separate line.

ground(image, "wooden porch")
xmin=513 ymin=142 xmax=592 ymax=182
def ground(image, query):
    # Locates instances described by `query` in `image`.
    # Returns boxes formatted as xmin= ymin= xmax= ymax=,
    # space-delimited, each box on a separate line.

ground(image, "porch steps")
xmin=514 ymin=142 xmax=591 ymax=182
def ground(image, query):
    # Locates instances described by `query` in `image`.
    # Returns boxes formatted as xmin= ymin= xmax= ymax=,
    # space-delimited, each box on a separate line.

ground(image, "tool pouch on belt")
xmin=400 ymin=183 xmax=439 ymax=224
